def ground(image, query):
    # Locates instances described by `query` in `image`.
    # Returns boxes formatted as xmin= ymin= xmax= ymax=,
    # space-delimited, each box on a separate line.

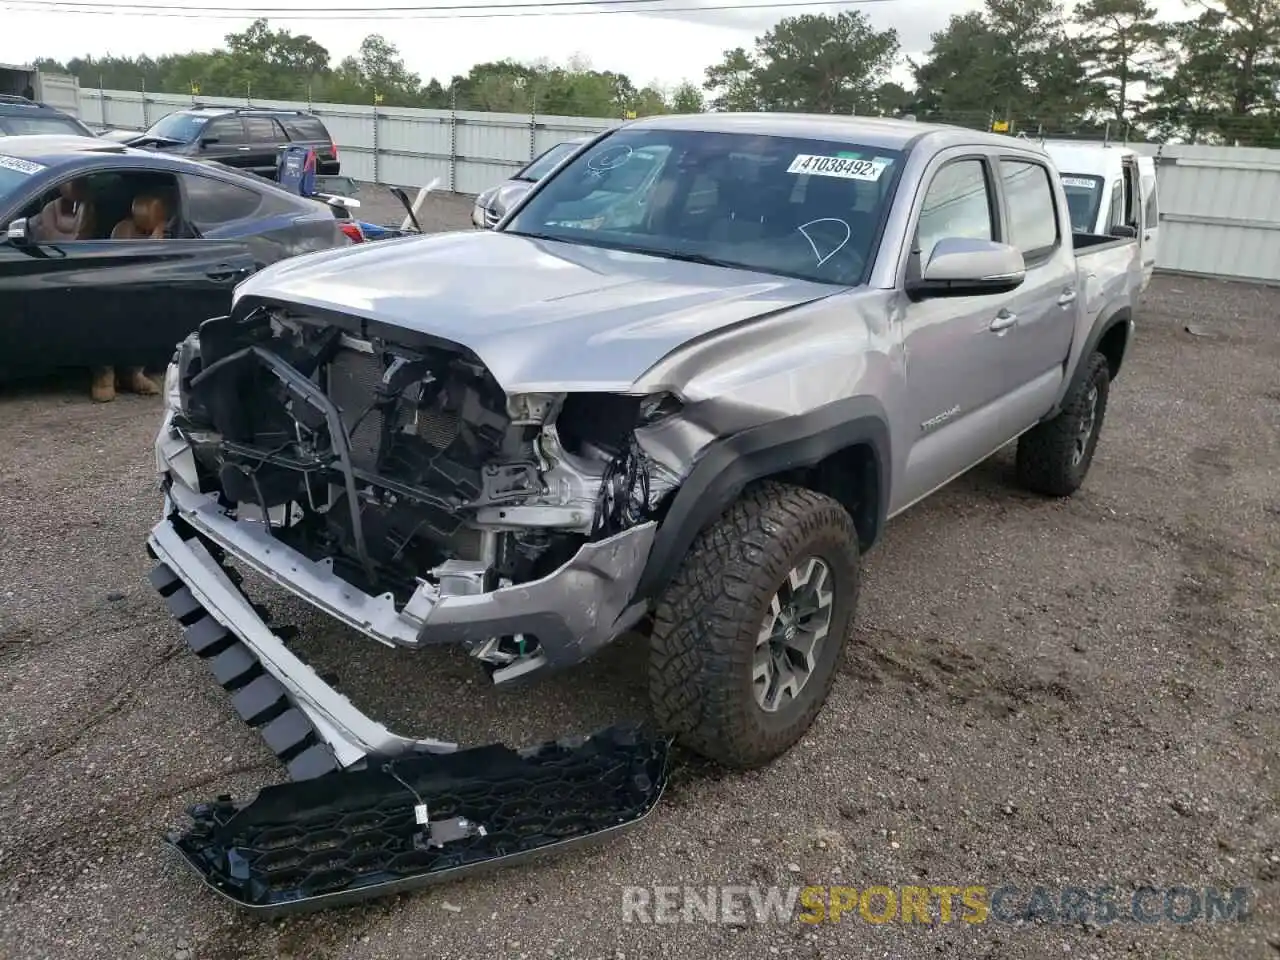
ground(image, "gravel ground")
xmin=0 ymin=193 xmax=1278 ymax=959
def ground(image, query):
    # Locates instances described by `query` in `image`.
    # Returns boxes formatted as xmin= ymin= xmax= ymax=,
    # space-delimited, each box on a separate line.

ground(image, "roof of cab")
xmin=621 ymin=112 xmax=1038 ymax=153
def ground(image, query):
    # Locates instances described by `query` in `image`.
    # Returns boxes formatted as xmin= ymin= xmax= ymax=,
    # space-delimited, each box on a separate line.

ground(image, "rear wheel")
xmin=1015 ymin=350 xmax=1111 ymax=497
xmin=647 ymin=481 xmax=860 ymax=769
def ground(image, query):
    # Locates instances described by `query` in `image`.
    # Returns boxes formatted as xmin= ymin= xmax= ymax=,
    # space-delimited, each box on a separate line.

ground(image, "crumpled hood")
xmin=233 ymin=230 xmax=840 ymax=394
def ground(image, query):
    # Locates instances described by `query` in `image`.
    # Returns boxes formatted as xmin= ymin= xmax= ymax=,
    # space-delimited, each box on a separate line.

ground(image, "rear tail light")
xmin=340 ymin=222 xmax=365 ymax=243
xmin=331 ymin=141 xmax=339 ymax=162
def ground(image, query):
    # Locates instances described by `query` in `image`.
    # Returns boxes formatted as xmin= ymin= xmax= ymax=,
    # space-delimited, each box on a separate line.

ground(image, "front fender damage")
xmin=149 ymin=311 xmax=688 ymax=914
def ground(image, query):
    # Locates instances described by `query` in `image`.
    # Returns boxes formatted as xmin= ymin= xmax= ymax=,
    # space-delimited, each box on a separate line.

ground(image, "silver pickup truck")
xmin=148 ymin=114 xmax=1145 ymax=782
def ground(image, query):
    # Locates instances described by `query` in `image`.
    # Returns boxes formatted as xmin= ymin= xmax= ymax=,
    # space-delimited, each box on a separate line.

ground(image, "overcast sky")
xmin=2 ymin=0 xmax=1196 ymax=92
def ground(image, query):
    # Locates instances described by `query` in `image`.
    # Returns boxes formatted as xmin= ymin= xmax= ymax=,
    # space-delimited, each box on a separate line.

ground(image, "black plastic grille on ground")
xmin=168 ymin=725 xmax=669 ymax=915
xmin=148 ymin=559 xmax=341 ymax=781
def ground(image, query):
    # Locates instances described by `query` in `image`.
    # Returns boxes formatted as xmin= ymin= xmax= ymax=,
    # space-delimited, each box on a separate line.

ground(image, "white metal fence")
xmin=1129 ymin=143 xmax=1280 ymax=285
xmin=80 ymin=88 xmax=1280 ymax=285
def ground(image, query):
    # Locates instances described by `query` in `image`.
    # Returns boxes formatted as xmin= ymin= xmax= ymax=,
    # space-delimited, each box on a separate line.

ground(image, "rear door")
xmin=202 ymin=116 xmax=252 ymax=170
xmin=993 ymin=155 xmax=1078 ymax=399
xmin=0 ymin=238 xmax=257 ymax=372
xmin=243 ymin=116 xmax=287 ymax=178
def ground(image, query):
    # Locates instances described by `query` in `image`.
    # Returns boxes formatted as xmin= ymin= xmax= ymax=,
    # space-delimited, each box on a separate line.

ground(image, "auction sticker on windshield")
xmin=1060 ymin=176 xmax=1097 ymax=189
xmin=0 ymin=155 xmax=46 ymax=175
xmin=788 ymin=154 xmax=887 ymax=181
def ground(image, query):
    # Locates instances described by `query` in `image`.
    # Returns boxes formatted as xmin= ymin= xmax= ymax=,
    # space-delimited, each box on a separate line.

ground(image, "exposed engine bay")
xmin=166 ymin=305 xmax=683 ymax=675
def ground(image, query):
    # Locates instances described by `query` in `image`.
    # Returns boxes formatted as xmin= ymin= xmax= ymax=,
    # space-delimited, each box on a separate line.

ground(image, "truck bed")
xmin=1072 ymin=231 xmax=1134 ymax=255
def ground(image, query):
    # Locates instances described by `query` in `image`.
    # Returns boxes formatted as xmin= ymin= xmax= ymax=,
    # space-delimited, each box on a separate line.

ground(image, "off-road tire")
xmin=647 ymin=481 xmax=860 ymax=770
xmin=1015 ymin=350 xmax=1111 ymax=497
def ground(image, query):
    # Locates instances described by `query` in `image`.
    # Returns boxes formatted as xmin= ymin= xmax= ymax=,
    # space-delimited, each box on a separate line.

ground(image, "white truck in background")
xmin=1041 ymin=139 xmax=1159 ymax=290
xmin=0 ymin=63 xmax=82 ymax=118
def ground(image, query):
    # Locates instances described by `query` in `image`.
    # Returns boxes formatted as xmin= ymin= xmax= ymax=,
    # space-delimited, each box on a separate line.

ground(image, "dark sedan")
xmin=0 ymin=135 xmax=350 ymax=383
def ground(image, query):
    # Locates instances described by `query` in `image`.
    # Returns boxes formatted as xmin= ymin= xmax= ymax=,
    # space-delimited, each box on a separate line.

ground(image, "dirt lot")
xmin=0 ymin=192 xmax=1278 ymax=959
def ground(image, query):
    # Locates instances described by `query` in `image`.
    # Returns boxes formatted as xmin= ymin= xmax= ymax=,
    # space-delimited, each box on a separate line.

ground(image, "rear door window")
xmin=205 ymin=117 xmax=247 ymax=145
xmin=181 ymin=173 xmax=263 ymax=229
xmin=245 ymin=116 xmax=285 ymax=144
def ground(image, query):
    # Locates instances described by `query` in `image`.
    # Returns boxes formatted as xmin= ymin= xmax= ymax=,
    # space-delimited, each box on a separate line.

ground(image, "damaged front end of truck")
xmin=146 ymin=299 xmax=695 ymax=912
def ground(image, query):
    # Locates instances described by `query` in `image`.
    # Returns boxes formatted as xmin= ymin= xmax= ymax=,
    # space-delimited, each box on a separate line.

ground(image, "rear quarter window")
xmin=281 ymin=116 xmax=330 ymax=142
xmin=181 ymin=173 xmax=263 ymax=229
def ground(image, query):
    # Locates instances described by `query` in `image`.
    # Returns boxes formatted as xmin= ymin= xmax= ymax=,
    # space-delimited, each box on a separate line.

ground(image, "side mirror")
xmin=198 ymin=137 xmax=220 ymax=149
xmin=1109 ymin=224 xmax=1137 ymax=239
xmin=906 ymin=237 xmax=1026 ymax=300
xmin=5 ymin=218 xmax=31 ymax=247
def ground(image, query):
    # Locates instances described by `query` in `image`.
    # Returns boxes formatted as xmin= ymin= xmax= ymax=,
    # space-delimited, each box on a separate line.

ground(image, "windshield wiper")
xmin=636 ymin=249 xmax=745 ymax=270
xmin=502 ymin=229 xmax=562 ymax=242
xmin=593 ymin=243 xmax=825 ymax=281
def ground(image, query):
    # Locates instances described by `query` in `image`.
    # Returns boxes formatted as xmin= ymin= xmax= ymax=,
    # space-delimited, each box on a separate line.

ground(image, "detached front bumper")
xmin=148 ymin=511 xmax=454 ymax=776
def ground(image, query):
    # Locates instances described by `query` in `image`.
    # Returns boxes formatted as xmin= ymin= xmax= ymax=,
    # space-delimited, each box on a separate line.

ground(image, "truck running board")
xmin=167 ymin=725 xmax=669 ymax=916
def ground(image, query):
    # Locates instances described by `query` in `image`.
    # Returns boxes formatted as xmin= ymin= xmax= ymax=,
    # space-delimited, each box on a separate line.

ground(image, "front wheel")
xmin=1015 ymin=350 xmax=1111 ymax=497
xmin=647 ymin=481 xmax=860 ymax=770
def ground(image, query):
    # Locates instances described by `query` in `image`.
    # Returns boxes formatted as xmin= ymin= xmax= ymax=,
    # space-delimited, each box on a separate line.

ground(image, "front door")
xmin=0 ymin=237 xmax=257 ymax=376
xmin=893 ymin=153 xmax=1023 ymax=513
xmin=0 ymin=239 xmax=71 ymax=379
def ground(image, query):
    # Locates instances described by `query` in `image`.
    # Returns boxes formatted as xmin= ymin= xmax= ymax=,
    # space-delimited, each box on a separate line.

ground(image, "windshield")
xmin=0 ymin=114 xmax=93 ymax=137
xmin=515 ymin=140 xmax=582 ymax=182
xmin=0 ymin=154 xmax=46 ymax=207
xmin=1059 ymin=174 xmax=1104 ymax=232
xmin=504 ymin=128 xmax=903 ymax=286
xmin=143 ymin=112 xmax=207 ymax=143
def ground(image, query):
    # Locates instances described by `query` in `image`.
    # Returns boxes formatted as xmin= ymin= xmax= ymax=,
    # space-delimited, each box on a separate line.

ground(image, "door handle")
xmin=989 ymin=309 xmax=1017 ymax=332
xmin=1057 ymin=288 xmax=1078 ymax=306
xmin=237 ymin=146 xmax=252 ymax=152
xmin=206 ymin=265 xmax=248 ymax=282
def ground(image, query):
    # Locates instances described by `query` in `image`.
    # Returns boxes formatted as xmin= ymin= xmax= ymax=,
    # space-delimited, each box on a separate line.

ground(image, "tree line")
xmin=34 ymin=0 xmax=1280 ymax=145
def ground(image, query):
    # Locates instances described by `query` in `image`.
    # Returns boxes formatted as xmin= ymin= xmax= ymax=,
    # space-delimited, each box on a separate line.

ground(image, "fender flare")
xmin=1077 ymin=305 xmax=1133 ymax=383
xmin=631 ymin=395 xmax=892 ymax=602
xmin=1044 ymin=306 xmax=1133 ymax=422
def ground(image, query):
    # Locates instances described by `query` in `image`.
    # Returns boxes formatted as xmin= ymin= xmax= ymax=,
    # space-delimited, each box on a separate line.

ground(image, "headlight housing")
xmin=165 ymin=333 xmax=204 ymax=419
xmin=637 ymin=391 xmax=683 ymax=426
xmin=163 ymin=360 xmax=182 ymax=414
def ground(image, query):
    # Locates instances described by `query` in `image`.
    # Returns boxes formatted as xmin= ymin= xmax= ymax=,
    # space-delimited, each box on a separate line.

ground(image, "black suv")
xmin=0 ymin=94 xmax=98 ymax=137
xmin=114 ymin=105 xmax=340 ymax=181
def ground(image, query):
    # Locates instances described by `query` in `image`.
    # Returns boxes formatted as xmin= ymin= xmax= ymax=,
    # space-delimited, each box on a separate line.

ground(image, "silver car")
xmin=470 ymin=136 xmax=590 ymax=228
